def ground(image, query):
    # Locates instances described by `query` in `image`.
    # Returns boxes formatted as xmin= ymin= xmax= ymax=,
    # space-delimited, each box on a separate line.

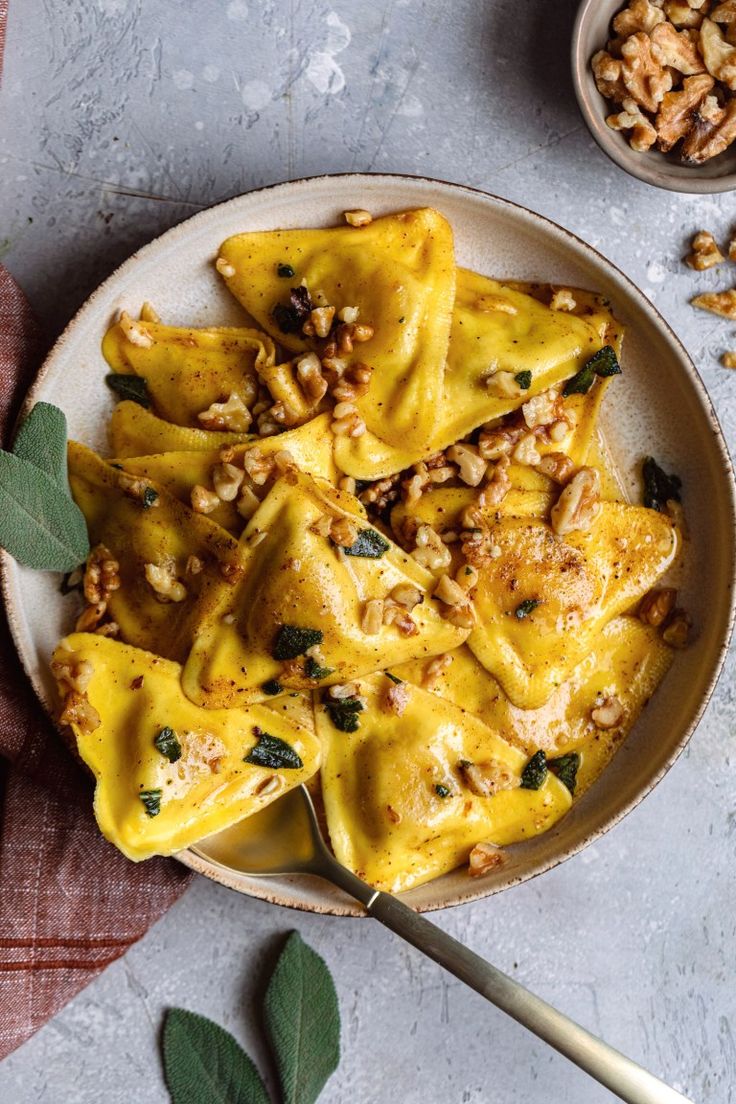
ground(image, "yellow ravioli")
xmin=109 ymin=401 xmax=253 ymax=457
xmin=52 ymin=633 xmax=320 ymax=861
xmin=318 ymin=674 xmax=572 ymax=892
xmin=181 ymin=471 xmax=468 ymax=709
xmin=68 ymin=442 xmax=239 ymax=662
xmin=119 ymin=414 xmax=338 ymax=536
xmin=103 ymin=317 xmax=275 ymax=427
xmin=467 ymin=502 xmax=680 ymax=709
xmin=393 ymin=616 xmax=672 ymax=797
xmin=216 ymin=208 xmax=456 ymax=460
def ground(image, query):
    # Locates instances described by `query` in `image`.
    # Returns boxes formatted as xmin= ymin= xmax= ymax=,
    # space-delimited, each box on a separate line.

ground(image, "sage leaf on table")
xmin=264 ymin=932 xmax=340 ymax=1104
xmin=163 ymin=1008 xmax=270 ymax=1104
xmin=0 ymin=451 xmax=89 ymax=571
xmin=12 ymin=401 xmax=70 ymax=490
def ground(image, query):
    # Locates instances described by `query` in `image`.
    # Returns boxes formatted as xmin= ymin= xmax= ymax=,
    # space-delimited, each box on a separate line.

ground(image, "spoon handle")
xmin=365 ymin=890 xmax=691 ymax=1104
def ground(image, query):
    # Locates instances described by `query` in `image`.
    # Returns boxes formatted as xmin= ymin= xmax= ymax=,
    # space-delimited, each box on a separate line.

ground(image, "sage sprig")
xmin=0 ymin=402 xmax=89 ymax=571
xmin=162 ymin=932 xmax=340 ymax=1104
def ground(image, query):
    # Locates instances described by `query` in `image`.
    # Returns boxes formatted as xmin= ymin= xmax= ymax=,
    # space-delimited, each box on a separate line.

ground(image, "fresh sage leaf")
xmin=105 ymin=373 xmax=151 ymax=408
xmin=12 ymin=402 xmax=69 ymax=490
xmin=0 ymin=451 xmax=89 ymax=571
xmin=520 ymin=750 xmax=547 ymax=791
xmin=642 ymin=456 xmax=682 ymax=512
xmin=163 ymin=1007 xmax=269 ymax=1104
xmin=262 ymin=679 xmax=284 ymax=696
xmin=548 ymin=752 xmax=580 ymax=795
xmin=245 ymin=730 xmax=303 ymax=770
xmin=563 ymin=344 xmax=621 ymax=397
xmin=324 ymin=696 xmax=364 ymax=733
xmin=139 ymin=789 xmax=162 ymax=817
xmin=304 ymin=656 xmax=335 ymax=681
xmin=435 ymin=783 xmax=451 ymax=798
xmin=343 ymin=528 xmax=389 ymax=558
xmin=514 ymin=370 xmax=532 ymax=390
xmin=264 ymin=932 xmax=340 ymax=1104
xmin=515 ymin=598 xmax=541 ymax=620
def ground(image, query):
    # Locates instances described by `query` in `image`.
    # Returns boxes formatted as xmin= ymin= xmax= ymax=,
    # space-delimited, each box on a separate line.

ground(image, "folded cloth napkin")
xmin=0 ymin=266 xmax=192 ymax=1061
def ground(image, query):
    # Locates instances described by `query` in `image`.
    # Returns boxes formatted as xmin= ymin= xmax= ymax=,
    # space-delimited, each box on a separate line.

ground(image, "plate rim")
xmin=4 ymin=170 xmax=736 ymax=916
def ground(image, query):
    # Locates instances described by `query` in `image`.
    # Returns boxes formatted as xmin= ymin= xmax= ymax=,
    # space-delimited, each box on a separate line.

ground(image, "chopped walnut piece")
xmin=215 ymin=256 xmax=236 ymax=278
xmin=591 ymin=695 xmax=625 ymax=728
xmin=692 ymin=287 xmax=736 ymax=317
xmin=362 ymin=598 xmax=384 ymax=635
xmin=613 ymin=0 xmax=667 ymax=36
xmin=459 ymin=759 xmax=517 ymax=798
xmin=551 ymin=467 xmax=601 ymax=536
xmin=117 ymin=472 xmax=159 ymax=507
xmin=662 ymin=609 xmax=692 ymax=647
xmin=307 ymin=306 xmax=335 ymax=338
xmin=191 ymin=484 xmax=220 ymax=514
xmin=592 ymin=50 xmax=629 ymax=104
xmin=664 ymin=0 xmax=710 ymax=29
xmin=684 ymin=228 xmax=725 ymax=269
xmin=331 ymin=362 xmax=373 ymax=403
xmin=512 ymin=433 xmax=542 ymax=467
xmin=329 ymin=516 xmax=361 ymax=548
xmin=446 ymin=443 xmax=487 ymax=486
xmin=198 ymin=393 xmax=252 ymax=433
xmin=477 ymin=424 xmax=524 ymax=460
xmin=422 ymin=652 xmax=454 ymax=690
xmin=390 ymin=583 xmax=422 ymax=609
xmin=83 ymin=544 xmax=120 ymax=604
xmin=296 ymin=352 xmax=329 ymax=402
xmin=550 ymin=288 xmax=577 ymax=312
xmin=118 ymin=310 xmax=153 ymax=348
xmin=186 ymin=555 xmax=204 ymax=575
xmin=699 ymin=16 xmax=736 ymax=87
xmin=434 ymin=574 xmax=469 ymax=607
xmin=382 ymin=601 xmax=418 ymax=636
xmin=75 ymin=601 xmax=107 ymax=632
xmin=468 ymin=841 xmax=506 ymax=878
xmin=473 ymin=293 xmax=518 ymax=314
xmin=721 ymin=350 xmax=736 ymax=367
xmin=535 ymin=451 xmax=575 ymax=483
xmin=479 ymin=454 xmax=511 ymax=507
xmin=331 ymin=401 xmax=366 ymax=438
xmin=59 ymin=690 xmax=101 ymax=735
xmin=383 ymin=682 xmax=410 ymax=716
xmin=650 ymin=21 xmax=706 ymax=72
xmin=712 ymin=0 xmax=736 ymax=21
xmin=412 ymin=524 xmax=452 ymax=572
xmin=607 ymin=97 xmax=658 ymax=151
xmin=145 ymin=560 xmax=187 ymax=603
xmin=212 ymin=462 xmax=245 ymax=502
xmin=344 ymin=209 xmax=372 ymax=227
xmin=485 ymin=370 xmax=523 ymax=399
xmin=51 ymin=654 xmax=94 ymax=695
xmin=522 ymin=388 xmax=560 ymax=430
xmin=621 ymin=32 xmax=673 ymax=113
xmin=639 ymin=587 xmax=677 ymax=626
xmin=682 ymin=96 xmax=736 ymax=162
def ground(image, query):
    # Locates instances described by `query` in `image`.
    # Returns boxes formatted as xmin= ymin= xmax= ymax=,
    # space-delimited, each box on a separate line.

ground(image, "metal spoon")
xmin=194 ymin=785 xmax=692 ymax=1104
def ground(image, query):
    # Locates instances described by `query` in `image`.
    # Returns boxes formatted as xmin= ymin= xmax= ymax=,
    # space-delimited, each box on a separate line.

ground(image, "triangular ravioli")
xmin=393 ymin=616 xmax=673 ymax=798
xmin=109 ymin=401 xmax=253 ymax=457
xmin=317 ymin=674 xmax=572 ymax=892
xmin=181 ymin=471 xmax=468 ymax=709
xmin=119 ymin=414 xmax=338 ymax=536
xmin=68 ymin=442 xmax=239 ymax=662
xmin=103 ymin=314 xmax=275 ymax=427
xmin=52 ymin=633 xmax=320 ymax=861
xmin=467 ymin=501 xmax=680 ymax=709
xmin=216 ymin=208 xmax=456 ymax=458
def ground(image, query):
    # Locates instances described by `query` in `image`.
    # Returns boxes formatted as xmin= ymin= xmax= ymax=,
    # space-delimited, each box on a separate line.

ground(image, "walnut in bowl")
xmin=572 ymin=0 xmax=736 ymax=192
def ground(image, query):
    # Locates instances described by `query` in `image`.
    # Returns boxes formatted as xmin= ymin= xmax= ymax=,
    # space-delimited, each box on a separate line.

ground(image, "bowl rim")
xmin=571 ymin=0 xmax=736 ymax=195
xmin=4 ymin=169 xmax=736 ymax=915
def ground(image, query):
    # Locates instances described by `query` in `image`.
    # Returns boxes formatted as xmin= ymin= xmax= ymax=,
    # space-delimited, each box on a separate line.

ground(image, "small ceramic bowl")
xmin=572 ymin=0 xmax=736 ymax=193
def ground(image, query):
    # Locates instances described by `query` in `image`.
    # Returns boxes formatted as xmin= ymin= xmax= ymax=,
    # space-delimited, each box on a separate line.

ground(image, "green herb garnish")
xmin=562 ymin=344 xmax=621 ymax=397
xmin=325 ymin=696 xmax=364 ymax=733
xmin=520 ymin=750 xmax=547 ymax=790
xmin=642 ymin=456 xmax=682 ymax=512
xmin=0 ymin=403 xmax=89 ymax=572
xmin=548 ymin=752 xmax=580 ymax=794
xmin=141 ymin=486 xmax=159 ymax=510
xmin=154 ymin=726 xmax=181 ymax=763
xmin=435 ymin=783 xmax=451 ymax=798
xmin=105 ymin=373 xmax=151 ymax=408
xmin=515 ymin=598 xmax=541 ymax=619
xmin=272 ymin=624 xmax=324 ymax=660
xmin=272 ymin=286 xmax=313 ymax=334
xmin=139 ymin=789 xmax=162 ymax=817
xmin=262 ymin=679 xmax=284 ymax=696
xmin=277 ymin=263 xmax=295 ymax=278
xmin=514 ymin=370 xmax=532 ymax=390
xmin=305 ymin=656 xmax=335 ymax=681
xmin=343 ymin=528 xmax=390 ymax=558
xmin=385 ymin=672 xmax=403 ymax=685
xmin=245 ymin=729 xmax=303 ymax=770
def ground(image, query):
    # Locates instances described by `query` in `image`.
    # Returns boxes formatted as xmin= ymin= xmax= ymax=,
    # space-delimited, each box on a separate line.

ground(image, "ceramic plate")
xmin=4 ymin=174 xmax=735 ymax=916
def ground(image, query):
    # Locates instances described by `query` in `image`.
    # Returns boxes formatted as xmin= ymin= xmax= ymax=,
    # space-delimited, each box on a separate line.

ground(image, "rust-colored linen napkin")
xmin=0 ymin=271 xmax=192 ymax=1061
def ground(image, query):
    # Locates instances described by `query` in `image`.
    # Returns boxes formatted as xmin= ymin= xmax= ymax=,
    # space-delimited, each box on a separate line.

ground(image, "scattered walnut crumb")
xmin=721 ymin=350 xmax=736 ymax=367
xmin=551 ymin=467 xmax=601 ymax=536
xmin=383 ymin=682 xmax=410 ymax=717
xmin=685 ymin=229 xmax=725 ymax=270
xmin=344 ymin=209 xmax=372 ymax=227
xmin=361 ymin=598 xmax=384 ymax=635
xmin=691 ymin=288 xmax=736 ymax=317
xmin=144 ymin=560 xmax=187 ymax=603
xmin=468 ymin=842 xmax=506 ymax=878
xmin=639 ymin=587 xmax=678 ymax=626
xmin=591 ymin=695 xmax=625 ymax=729
xmin=59 ymin=690 xmax=101 ymax=735
xmin=198 ymin=393 xmax=252 ymax=433
xmin=422 ymin=652 xmax=454 ymax=690
xmin=118 ymin=310 xmax=153 ymax=348
xmin=662 ymin=609 xmax=692 ymax=647
xmin=459 ymin=759 xmax=517 ymax=798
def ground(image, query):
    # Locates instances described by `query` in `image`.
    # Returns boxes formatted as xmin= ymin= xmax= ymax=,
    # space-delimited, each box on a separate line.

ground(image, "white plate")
xmin=4 ymin=173 xmax=735 ymax=915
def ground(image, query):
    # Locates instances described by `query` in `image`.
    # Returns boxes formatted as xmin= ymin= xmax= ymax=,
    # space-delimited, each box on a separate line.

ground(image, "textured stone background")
xmin=1 ymin=1 xmax=735 ymax=1101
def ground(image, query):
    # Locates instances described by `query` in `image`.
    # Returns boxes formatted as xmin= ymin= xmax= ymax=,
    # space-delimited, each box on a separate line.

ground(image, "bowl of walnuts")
xmin=572 ymin=0 xmax=736 ymax=192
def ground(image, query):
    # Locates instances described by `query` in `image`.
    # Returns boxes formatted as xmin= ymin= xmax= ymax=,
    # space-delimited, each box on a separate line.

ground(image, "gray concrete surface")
xmin=1 ymin=1 xmax=735 ymax=1101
